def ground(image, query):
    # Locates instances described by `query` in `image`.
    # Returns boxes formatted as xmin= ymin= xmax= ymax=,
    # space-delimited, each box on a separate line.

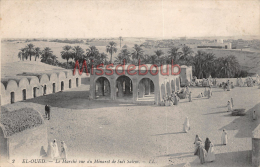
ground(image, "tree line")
xmin=18 ymin=42 xmax=247 ymax=78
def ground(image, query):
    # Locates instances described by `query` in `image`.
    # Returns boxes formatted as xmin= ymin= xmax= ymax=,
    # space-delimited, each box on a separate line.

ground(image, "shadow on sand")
xmin=22 ymin=90 xmax=150 ymax=109
xmin=220 ymin=103 xmax=260 ymax=138
xmin=203 ymin=111 xmax=227 ymax=115
xmin=151 ymin=132 xmax=185 ymax=136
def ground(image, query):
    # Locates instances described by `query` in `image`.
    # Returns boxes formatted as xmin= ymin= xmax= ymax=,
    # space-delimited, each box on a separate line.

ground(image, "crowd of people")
xmin=197 ymin=87 xmax=212 ymax=99
xmin=161 ymin=86 xmax=192 ymax=106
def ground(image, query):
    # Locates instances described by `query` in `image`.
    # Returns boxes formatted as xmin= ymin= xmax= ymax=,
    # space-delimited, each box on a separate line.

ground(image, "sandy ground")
xmin=3 ymin=84 xmax=260 ymax=167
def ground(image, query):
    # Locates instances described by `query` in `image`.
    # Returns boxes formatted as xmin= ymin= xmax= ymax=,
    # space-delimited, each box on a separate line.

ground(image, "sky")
xmin=1 ymin=0 xmax=259 ymax=38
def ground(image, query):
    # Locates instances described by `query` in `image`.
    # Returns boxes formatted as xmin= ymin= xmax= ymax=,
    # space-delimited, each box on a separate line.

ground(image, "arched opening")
xmin=166 ymin=82 xmax=171 ymax=95
xmin=69 ymin=79 xmax=71 ymax=88
xmin=61 ymin=81 xmax=64 ymax=91
xmin=116 ymin=75 xmax=133 ymax=100
xmin=10 ymin=92 xmax=15 ymax=104
xmin=22 ymin=89 xmax=26 ymax=100
xmin=52 ymin=83 xmax=56 ymax=93
xmin=176 ymin=78 xmax=180 ymax=91
xmin=76 ymin=78 xmax=79 ymax=87
xmin=33 ymin=87 xmax=37 ymax=98
xmin=43 ymin=85 xmax=47 ymax=95
xmin=138 ymin=78 xmax=155 ymax=102
xmin=160 ymin=84 xmax=166 ymax=100
xmin=95 ymin=77 xmax=110 ymax=99
xmin=171 ymin=80 xmax=175 ymax=92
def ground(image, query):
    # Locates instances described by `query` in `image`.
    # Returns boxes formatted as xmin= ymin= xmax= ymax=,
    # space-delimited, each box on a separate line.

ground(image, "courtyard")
xmin=3 ymin=84 xmax=260 ymax=167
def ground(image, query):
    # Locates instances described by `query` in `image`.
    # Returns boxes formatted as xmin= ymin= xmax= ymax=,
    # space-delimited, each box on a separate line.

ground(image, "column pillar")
xmin=90 ymin=78 xmax=96 ymax=99
xmin=138 ymin=81 xmax=145 ymax=98
xmin=110 ymin=78 xmax=116 ymax=100
xmin=132 ymin=78 xmax=138 ymax=102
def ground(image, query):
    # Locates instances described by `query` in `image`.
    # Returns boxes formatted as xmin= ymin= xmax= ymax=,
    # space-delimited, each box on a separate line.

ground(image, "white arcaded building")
xmin=1 ymin=70 xmax=81 ymax=105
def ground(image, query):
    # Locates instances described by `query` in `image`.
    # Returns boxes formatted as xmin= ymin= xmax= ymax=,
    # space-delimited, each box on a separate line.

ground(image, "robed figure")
xmin=221 ymin=129 xmax=228 ymax=145
xmin=183 ymin=117 xmax=190 ymax=133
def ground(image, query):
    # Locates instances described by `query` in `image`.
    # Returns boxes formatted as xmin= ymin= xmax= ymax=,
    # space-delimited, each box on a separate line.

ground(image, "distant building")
xmin=217 ymin=39 xmax=224 ymax=44
xmin=236 ymin=39 xmax=245 ymax=49
xmin=180 ymin=37 xmax=187 ymax=41
xmin=197 ymin=42 xmax=232 ymax=49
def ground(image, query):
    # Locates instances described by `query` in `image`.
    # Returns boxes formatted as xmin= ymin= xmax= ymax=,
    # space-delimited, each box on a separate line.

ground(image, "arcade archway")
xmin=95 ymin=77 xmax=111 ymax=99
xmin=138 ymin=78 xmax=155 ymax=102
xmin=116 ymin=75 xmax=133 ymax=99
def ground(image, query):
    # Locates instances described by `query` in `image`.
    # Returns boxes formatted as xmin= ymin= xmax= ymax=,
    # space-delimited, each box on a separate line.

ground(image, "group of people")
xmin=194 ymin=135 xmax=215 ymax=164
xmin=161 ymin=91 xmax=179 ymax=106
xmin=237 ymin=76 xmax=259 ymax=87
xmin=197 ymin=87 xmax=212 ymax=99
xmin=161 ymin=86 xmax=193 ymax=106
xmin=183 ymin=117 xmax=229 ymax=164
xmin=221 ymin=80 xmax=234 ymax=91
xmin=193 ymin=130 xmax=228 ymax=164
xmin=47 ymin=139 xmax=68 ymax=160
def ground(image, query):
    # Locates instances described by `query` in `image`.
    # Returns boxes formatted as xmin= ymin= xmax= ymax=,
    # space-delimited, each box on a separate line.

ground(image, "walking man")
xmin=45 ymin=104 xmax=51 ymax=120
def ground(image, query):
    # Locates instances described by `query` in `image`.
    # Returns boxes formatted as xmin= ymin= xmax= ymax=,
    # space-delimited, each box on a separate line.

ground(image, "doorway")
xmin=22 ymin=89 xmax=26 ymax=100
xmin=10 ymin=92 xmax=15 ymax=103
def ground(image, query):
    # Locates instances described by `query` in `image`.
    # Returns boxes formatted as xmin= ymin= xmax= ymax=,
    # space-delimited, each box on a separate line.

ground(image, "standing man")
xmin=45 ymin=104 xmax=51 ymax=120
xmin=221 ymin=129 xmax=228 ymax=145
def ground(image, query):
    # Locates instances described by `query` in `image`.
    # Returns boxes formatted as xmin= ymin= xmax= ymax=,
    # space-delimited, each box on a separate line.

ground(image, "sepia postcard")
xmin=0 ymin=0 xmax=260 ymax=167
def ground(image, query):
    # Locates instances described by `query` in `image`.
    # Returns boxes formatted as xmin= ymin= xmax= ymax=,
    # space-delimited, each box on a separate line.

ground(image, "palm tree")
xmin=41 ymin=47 xmax=53 ymax=62
xmin=220 ymin=55 xmax=240 ymax=78
xmin=180 ymin=46 xmax=193 ymax=65
xmin=115 ymin=48 xmax=131 ymax=64
xmin=50 ymin=55 xmax=58 ymax=65
xmin=25 ymin=43 xmax=35 ymax=61
xmin=86 ymin=46 xmax=100 ymax=66
xmin=17 ymin=48 xmax=27 ymax=61
xmin=100 ymin=52 xmax=108 ymax=64
xmin=167 ymin=46 xmax=181 ymax=64
xmin=34 ymin=47 xmax=41 ymax=61
xmin=203 ymin=52 xmax=215 ymax=78
xmin=193 ymin=50 xmax=206 ymax=79
xmin=61 ymin=45 xmax=72 ymax=68
xmin=106 ymin=41 xmax=117 ymax=63
xmin=131 ymin=44 xmax=144 ymax=63
xmin=72 ymin=46 xmax=85 ymax=64
xmin=154 ymin=50 xmax=164 ymax=65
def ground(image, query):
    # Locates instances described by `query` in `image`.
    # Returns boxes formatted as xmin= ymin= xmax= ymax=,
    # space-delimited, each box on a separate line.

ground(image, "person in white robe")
xmin=221 ymin=129 xmax=228 ymax=145
xmin=227 ymin=101 xmax=232 ymax=112
xmin=206 ymin=143 xmax=215 ymax=162
xmin=52 ymin=139 xmax=60 ymax=158
xmin=194 ymin=135 xmax=202 ymax=155
xmin=47 ymin=141 xmax=54 ymax=160
xmin=197 ymin=93 xmax=202 ymax=98
xmin=60 ymin=141 xmax=68 ymax=159
xmin=183 ymin=117 xmax=190 ymax=133
xmin=253 ymin=111 xmax=257 ymax=120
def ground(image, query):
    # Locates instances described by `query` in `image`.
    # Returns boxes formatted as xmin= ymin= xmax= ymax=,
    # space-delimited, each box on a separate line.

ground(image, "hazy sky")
xmin=1 ymin=0 xmax=259 ymax=38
